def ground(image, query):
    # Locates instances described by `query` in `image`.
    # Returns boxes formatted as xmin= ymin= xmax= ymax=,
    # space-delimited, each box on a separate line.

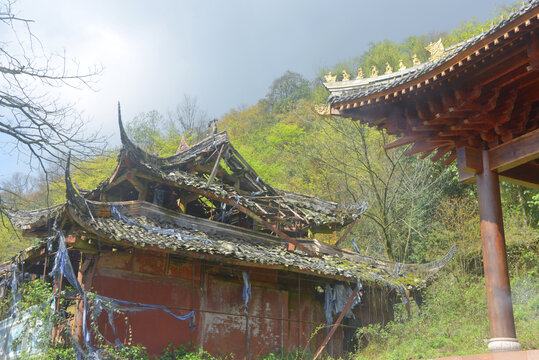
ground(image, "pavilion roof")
xmin=322 ymin=0 xmax=539 ymax=178
xmin=326 ymin=1 xmax=538 ymax=106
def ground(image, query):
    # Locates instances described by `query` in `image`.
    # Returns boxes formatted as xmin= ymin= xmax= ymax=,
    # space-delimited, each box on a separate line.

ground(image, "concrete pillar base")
xmin=487 ymin=338 xmax=522 ymax=352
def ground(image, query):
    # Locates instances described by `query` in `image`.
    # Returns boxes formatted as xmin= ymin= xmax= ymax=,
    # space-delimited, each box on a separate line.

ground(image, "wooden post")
xmin=206 ymin=144 xmax=225 ymax=187
xmin=475 ymin=150 xmax=521 ymax=352
xmin=297 ymin=275 xmax=301 ymax=348
xmin=334 ymin=218 xmax=359 ymax=247
xmin=74 ymin=254 xmax=98 ymax=346
xmin=313 ymin=286 xmax=359 ymax=360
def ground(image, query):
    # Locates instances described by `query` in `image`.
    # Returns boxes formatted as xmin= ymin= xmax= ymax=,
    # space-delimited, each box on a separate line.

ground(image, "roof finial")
xmin=385 ymin=62 xmax=393 ymax=74
xmin=342 ymin=70 xmax=350 ymax=81
xmin=356 ymin=67 xmax=364 ymax=79
xmin=426 ymin=39 xmax=445 ymax=62
xmin=324 ymin=71 xmax=337 ymax=82
xmin=208 ymin=118 xmax=218 ymax=135
xmin=315 ymin=104 xmax=331 ymax=116
xmin=412 ymin=54 xmax=421 ymax=66
xmin=371 ymin=65 xmax=378 ymax=77
xmin=398 ymin=59 xmax=406 ymax=71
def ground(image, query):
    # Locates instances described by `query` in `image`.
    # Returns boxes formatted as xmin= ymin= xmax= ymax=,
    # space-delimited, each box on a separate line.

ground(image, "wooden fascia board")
xmin=330 ymin=7 xmax=539 ymax=110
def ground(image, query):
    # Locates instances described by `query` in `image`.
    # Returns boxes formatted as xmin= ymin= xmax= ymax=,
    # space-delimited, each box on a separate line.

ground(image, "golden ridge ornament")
xmin=385 ymin=62 xmax=393 ymax=74
xmin=398 ymin=60 xmax=406 ymax=71
xmin=426 ymin=39 xmax=445 ymax=62
xmin=324 ymin=71 xmax=337 ymax=82
xmin=356 ymin=67 xmax=364 ymax=79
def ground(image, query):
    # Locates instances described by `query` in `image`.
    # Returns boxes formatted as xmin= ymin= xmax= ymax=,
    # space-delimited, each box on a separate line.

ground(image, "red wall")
xmin=88 ymin=249 xmax=393 ymax=358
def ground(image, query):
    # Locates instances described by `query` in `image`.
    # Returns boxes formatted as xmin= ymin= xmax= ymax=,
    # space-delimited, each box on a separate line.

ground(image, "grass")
xmin=353 ymin=272 xmax=538 ymax=360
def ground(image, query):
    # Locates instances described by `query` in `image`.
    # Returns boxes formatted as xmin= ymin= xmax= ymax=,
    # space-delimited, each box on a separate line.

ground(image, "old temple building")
xmin=0 ymin=110 xmax=454 ymax=358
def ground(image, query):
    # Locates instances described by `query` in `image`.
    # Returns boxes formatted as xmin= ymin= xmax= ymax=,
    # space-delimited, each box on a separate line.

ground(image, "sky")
xmin=1 ymin=0 xmax=507 ymax=178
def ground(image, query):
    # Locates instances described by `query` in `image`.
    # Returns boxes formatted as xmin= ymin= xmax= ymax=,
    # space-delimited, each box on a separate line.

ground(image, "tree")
xmin=167 ymin=94 xmax=209 ymax=143
xmin=304 ymin=117 xmax=453 ymax=262
xmin=0 ymin=1 xmax=104 ymax=178
xmin=126 ymin=110 xmax=164 ymax=154
xmin=266 ymin=71 xmax=310 ymax=113
xmin=126 ymin=95 xmax=210 ymax=156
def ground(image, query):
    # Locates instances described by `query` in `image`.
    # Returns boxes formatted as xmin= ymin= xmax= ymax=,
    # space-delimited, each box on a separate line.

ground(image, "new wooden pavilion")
xmin=322 ymin=1 xmax=538 ymax=352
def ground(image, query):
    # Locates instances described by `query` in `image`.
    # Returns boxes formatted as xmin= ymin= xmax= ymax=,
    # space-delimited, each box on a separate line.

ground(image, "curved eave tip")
xmin=64 ymin=152 xmax=77 ymax=201
xmin=118 ymin=101 xmax=129 ymax=146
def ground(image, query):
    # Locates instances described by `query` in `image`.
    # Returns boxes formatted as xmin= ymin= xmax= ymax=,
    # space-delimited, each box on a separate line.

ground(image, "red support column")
xmin=475 ymin=150 xmax=521 ymax=352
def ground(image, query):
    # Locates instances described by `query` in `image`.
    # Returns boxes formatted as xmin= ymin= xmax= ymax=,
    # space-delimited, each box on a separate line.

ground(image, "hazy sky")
xmin=2 ymin=0 xmax=506 ymax=177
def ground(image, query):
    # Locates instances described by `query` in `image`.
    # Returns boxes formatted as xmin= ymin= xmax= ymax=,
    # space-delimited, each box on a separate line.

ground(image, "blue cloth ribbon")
xmin=351 ymin=238 xmax=360 ymax=253
xmin=242 ymin=272 xmax=251 ymax=356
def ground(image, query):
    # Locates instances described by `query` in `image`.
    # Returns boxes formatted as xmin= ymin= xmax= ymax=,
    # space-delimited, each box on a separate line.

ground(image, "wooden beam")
xmin=498 ymin=161 xmax=539 ymax=189
xmin=384 ymin=136 xmax=425 ymax=150
xmin=518 ymin=79 xmax=539 ymax=104
xmin=476 ymin=50 xmax=529 ymax=87
xmin=444 ymin=150 xmax=457 ymax=166
xmin=334 ymin=218 xmax=359 ymax=247
xmin=125 ymin=172 xmax=148 ymax=201
xmin=104 ymin=172 xmax=128 ymax=191
xmin=527 ymin=32 xmax=539 ymax=70
xmin=457 ymin=146 xmax=483 ymax=174
xmin=206 ymin=144 xmax=225 ymax=187
xmin=403 ymin=140 xmax=450 ymax=156
xmin=454 ymin=84 xmax=482 ymax=105
xmin=313 ymin=286 xmax=360 ymax=360
xmin=458 ymin=170 xmax=476 ymax=184
xmin=488 ymin=128 xmax=539 ymax=172
xmin=431 ymin=146 xmax=452 ymax=162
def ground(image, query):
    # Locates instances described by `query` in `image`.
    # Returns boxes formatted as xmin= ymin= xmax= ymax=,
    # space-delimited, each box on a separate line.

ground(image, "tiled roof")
xmin=6 ymin=204 xmax=64 ymax=231
xmin=68 ymin=199 xmax=449 ymax=289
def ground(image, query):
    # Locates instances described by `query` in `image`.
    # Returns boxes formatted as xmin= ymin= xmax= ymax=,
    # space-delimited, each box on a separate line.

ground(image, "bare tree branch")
xmin=0 ymin=0 xmax=105 ymax=202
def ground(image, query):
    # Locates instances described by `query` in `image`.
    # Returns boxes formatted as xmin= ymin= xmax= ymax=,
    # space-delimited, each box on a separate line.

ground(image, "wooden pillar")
xmin=475 ymin=150 xmax=521 ymax=352
xmin=75 ymin=253 xmax=98 ymax=346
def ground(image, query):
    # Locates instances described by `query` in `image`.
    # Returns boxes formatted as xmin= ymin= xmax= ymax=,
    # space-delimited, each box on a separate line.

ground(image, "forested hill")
xmin=217 ymin=2 xmax=539 ymax=264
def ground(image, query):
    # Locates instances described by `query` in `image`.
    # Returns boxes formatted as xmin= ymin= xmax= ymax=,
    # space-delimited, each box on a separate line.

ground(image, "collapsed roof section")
xmin=83 ymin=107 xmax=367 ymax=235
xmin=4 ymin=161 xmax=455 ymax=290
